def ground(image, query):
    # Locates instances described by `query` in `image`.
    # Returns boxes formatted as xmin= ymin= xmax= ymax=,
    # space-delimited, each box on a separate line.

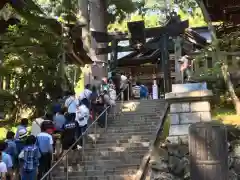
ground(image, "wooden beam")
xmin=91 ymin=31 xmax=128 ymax=43
xmin=95 ymin=40 xmax=175 ymax=55
xmin=96 ymin=46 xmax=133 ymax=55
xmin=92 ymin=20 xmax=189 ymax=43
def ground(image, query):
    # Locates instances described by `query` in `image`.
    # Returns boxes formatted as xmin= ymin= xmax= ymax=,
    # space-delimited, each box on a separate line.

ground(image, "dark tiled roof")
xmin=117 ymin=27 xmax=208 ymax=67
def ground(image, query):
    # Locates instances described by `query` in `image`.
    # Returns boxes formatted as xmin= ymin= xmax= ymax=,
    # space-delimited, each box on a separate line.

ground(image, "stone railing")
xmin=134 ymin=103 xmax=170 ymax=180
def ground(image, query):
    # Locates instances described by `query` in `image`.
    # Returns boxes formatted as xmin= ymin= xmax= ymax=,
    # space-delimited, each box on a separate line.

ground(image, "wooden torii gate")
xmin=91 ymin=16 xmax=189 ymax=93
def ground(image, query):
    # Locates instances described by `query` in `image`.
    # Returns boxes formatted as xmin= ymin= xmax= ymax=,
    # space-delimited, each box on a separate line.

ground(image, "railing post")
xmin=127 ymin=84 xmax=129 ymax=101
xmin=105 ymin=109 xmax=108 ymax=131
xmin=94 ymin=121 xmax=97 ymax=147
xmin=65 ymin=154 xmax=69 ymax=180
xmin=121 ymin=91 xmax=124 ymax=103
xmin=82 ymin=135 xmax=85 ymax=160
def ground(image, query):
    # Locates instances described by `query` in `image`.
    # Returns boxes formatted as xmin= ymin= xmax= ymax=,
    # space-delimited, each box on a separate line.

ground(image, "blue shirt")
xmin=52 ymin=103 xmax=61 ymax=114
xmin=21 ymin=145 xmax=40 ymax=171
xmin=15 ymin=125 xmax=27 ymax=139
xmin=64 ymin=96 xmax=79 ymax=113
xmin=2 ymin=152 xmax=13 ymax=168
xmin=140 ymin=85 xmax=148 ymax=98
xmin=36 ymin=132 xmax=53 ymax=154
xmin=53 ymin=114 xmax=66 ymax=131
xmin=5 ymin=139 xmax=17 ymax=160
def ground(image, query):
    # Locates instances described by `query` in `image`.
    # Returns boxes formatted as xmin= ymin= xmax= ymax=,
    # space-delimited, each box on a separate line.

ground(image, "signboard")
xmin=172 ymin=82 xmax=207 ymax=93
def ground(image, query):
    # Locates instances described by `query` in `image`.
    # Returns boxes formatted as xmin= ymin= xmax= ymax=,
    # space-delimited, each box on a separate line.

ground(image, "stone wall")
xmin=165 ymin=84 xmax=213 ymax=144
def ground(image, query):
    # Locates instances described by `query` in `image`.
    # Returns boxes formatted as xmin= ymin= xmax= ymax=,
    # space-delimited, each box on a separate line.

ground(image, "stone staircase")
xmin=52 ymin=99 xmax=166 ymax=180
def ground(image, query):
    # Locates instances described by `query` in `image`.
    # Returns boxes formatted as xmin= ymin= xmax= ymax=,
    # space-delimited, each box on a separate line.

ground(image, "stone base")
xmin=167 ymin=135 xmax=188 ymax=145
xmin=166 ymin=88 xmax=213 ymax=145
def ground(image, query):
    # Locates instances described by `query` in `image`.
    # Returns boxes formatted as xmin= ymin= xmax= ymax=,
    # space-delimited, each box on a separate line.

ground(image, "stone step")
xmin=82 ymin=149 xmax=148 ymax=159
xmin=52 ymin=99 xmax=167 ymax=179
xmin=116 ymin=100 xmax=165 ymax=106
xmin=108 ymin=120 xmax=160 ymax=126
xmin=115 ymin=111 xmax=164 ymax=115
xmin=93 ymin=126 xmax=157 ymax=134
xmin=52 ymin=159 xmax=143 ymax=173
xmin=52 ymin=171 xmax=137 ymax=178
xmin=52 ymin=174 xmax=135 ymax=180
xmin=92 ymin=135 xmax=154 ymax=144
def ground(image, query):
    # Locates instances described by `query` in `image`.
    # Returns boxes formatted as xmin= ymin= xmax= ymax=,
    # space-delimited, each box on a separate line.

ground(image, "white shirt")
xmin=75 ymin=104 xmax=89 ymax=126
xmin=0 ymin=161 xmax=7 ymax=173
xmin=152 ymin=84 xmax=159 ymax=100
xmin=109 ymin=88 xmax=116 ymax=101
xmin=31 ymin=117 xmax=44 ymax=136
xmin=121 ymin=75 xmax=127 ymax=81
xmin=65 ymin=96 xmax=79 ymax=113
xmin=79 ymin=89 xmax=92 ymax=101
xmin=104 ymin=94 xmax=116 ymax=106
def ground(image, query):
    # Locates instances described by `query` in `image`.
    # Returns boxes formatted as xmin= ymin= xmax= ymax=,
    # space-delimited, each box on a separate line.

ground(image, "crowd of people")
xmin=0 ymin=76 xmax=120 ymax=180
xmin=0 ymin=73 xmax=153 ymax=180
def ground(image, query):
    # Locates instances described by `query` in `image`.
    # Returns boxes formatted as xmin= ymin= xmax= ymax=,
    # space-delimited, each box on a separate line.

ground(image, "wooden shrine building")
xmin=92 ymin=14 xmax=208 ymax=93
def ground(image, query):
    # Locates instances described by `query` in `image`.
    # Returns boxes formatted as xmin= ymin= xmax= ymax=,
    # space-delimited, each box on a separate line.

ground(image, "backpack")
xmin=96 ymin=94 xmax=104 ymax=105
xmin=81 ymin=98 xmax=90 ymax=109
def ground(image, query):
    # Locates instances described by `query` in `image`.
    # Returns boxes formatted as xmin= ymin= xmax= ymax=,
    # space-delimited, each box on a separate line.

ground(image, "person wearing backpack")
xmin=79 ymin=84 xmax=92 ymax=109
xmin=61 ymin=113 xmax=78 ymax=162
xmin=36 ymin=123 xmax=53 ymax=179
xmin=132 ymin=82 xmax=141 ymax=99
xmin=75 ymin=101 xmax=89 ymax=148
xmin=18 ymin=135 xmax=40 ymax=180
xmin=94 ymin=94 xmax=106 ymax=128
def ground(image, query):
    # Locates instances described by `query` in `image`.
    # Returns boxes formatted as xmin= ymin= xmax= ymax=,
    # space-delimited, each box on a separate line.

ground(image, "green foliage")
xmin=108 ymin=13 xmax=164 ymax=32
xmin=178 ymin=8 xmax=206 ymax=27
xmin=219 ymin=30 xmax=240 ymax=51
xmin=0 ymin=20 xmax=63 ymax=119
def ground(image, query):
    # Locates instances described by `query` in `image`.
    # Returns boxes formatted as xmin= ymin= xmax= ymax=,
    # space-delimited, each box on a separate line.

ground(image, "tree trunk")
xmin=221 ymin=65 xmax=240 ymax=114
xmin=198 ymin=0 xmax=240 ymax=114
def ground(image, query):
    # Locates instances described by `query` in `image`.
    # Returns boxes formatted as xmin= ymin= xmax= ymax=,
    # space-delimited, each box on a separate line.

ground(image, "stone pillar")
xmin=165 ymin=83 xmax=213 ymax=144
xmin=89 ymin=0 xmax=108 ymax=78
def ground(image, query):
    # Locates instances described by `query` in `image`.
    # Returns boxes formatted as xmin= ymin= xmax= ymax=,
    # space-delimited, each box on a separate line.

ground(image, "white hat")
xmin=18 ymin=129 xmax=28 ymax=139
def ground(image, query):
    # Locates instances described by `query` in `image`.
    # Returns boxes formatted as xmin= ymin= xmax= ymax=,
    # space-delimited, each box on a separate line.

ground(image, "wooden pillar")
xmin=189 ymin=122 xmax=228 ymax=180
xmin=110 ymin=39 xmax=118 ymax=71
xmin=160 ymin=34 xmax=171 ymax=93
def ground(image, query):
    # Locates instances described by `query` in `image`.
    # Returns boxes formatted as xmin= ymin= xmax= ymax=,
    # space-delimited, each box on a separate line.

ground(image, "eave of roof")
xmin=203 ymin=0 xmax=240 ymax=23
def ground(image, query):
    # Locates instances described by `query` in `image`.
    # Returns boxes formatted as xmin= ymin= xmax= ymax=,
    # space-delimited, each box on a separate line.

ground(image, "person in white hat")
xmin=18 ymin=129 xmax=28 ymax=140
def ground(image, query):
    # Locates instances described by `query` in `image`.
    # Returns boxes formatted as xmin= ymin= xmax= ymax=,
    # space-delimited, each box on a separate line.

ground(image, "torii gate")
xmin=91 ymin=15 xmax=189 ymax=93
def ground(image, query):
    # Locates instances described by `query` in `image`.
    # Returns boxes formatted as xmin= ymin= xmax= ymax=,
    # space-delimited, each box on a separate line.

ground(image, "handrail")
xmin=40 ymin=85 xmax=129 ymax=180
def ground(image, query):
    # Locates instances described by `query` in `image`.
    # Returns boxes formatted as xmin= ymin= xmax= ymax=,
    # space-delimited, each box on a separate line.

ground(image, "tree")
xmin=0 ymin=0 xmax=88 ymax=119
xmin=0 ymin=21 xmax=63 ymax=119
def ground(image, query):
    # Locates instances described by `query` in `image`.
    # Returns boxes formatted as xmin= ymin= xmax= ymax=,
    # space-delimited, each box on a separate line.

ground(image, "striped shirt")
xmin=36 ymin=132 xmax=53 ymax=154
xmin=21 ymin=145 xmax=40 ymax=171
xmin=132 ymin=85 xmax=141 ymax=98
